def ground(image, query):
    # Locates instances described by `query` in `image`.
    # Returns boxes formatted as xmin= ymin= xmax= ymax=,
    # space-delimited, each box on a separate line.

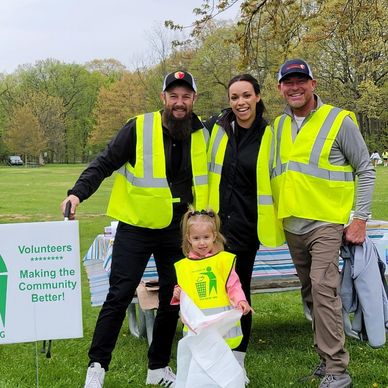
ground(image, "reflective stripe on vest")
xmin=191 ymin=126 xmax=209 ymax=210
xmin=116 ymin=113 xmax=169 ymax=188
xmin=107 ymin=111 xmax=208 ymax=228
xmin=272 ymin=105 xmax=356 ymax=223
xmin=207 ymin=124 xmax=228 ymax=212
xmin=256 ymin=125 xmax=286 ymax=247
xmin=175 ymin=252 xmax=243 ymax=348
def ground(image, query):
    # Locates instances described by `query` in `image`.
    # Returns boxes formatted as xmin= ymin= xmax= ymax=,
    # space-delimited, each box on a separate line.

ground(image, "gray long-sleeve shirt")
xmin=282 ymin=95 xmax=376 ymax=234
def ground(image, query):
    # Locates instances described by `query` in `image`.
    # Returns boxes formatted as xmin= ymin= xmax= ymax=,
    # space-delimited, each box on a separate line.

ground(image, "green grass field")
xmin=0 ymin=165 xmax=387 ymax=387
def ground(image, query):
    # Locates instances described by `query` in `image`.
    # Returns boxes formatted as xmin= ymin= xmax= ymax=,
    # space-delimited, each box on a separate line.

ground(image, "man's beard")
xmin=163 ymin=107 xmax=192 ymax=141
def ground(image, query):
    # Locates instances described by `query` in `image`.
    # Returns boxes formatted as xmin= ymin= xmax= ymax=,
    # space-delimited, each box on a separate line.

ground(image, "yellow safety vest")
xmin=107 ymin=111 xmax=208 ymax=228
xmin=256 ymin=127 xmax=286 ymax=247
xmin=208 ymin=123 xmax=285 ymax=247
xmin=174 ymin=251 xmax=243 ymax=348
xmin=271 ymin=104 xmax=356 ymax=224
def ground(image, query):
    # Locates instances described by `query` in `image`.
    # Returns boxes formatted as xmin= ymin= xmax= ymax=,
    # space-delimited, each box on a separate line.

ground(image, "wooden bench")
xmin=26 ymin=161 xmax=41 ymax=167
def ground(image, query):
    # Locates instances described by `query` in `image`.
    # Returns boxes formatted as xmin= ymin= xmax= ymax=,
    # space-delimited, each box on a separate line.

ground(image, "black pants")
xmin=88 ymin=222 xmax=181 ymax=371
xmin=230 ymin=248 xmax=257 ymax=353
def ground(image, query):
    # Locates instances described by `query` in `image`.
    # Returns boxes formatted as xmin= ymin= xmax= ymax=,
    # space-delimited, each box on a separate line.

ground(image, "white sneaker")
xmin=84 ymin=362 xmax=105 ymax=388
xmin=146 ymin=366 xmax=176 ymax=387
xmin=243 ymin=368 xmax=250 ymax=385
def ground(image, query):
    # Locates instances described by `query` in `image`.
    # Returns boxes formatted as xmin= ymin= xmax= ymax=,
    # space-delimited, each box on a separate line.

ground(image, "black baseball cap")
xmin=162 ymin=70 xmax=197 ymax=93
xmin=278 ymin=59 xmax=314 ymax=82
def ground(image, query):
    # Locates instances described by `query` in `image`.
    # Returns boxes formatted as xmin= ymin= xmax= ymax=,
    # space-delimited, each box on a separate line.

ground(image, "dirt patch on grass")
xmin=0 ymin=214 xmax=57 ymax=222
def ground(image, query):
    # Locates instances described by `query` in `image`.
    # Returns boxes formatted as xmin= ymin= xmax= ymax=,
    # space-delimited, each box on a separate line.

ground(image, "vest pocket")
xmin=126 ymin=190 xmax=172 ymax=228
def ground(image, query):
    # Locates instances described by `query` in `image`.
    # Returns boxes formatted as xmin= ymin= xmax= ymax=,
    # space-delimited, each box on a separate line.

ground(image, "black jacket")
xmin=68 ymin=110 xmax=205 ymax=228
xmin=205 ymin=108 xmax=267 ymax=252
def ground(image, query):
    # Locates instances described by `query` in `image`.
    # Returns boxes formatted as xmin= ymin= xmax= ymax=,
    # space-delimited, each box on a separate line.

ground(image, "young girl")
xmin=172 ymin=207 xmax=253 ymax=383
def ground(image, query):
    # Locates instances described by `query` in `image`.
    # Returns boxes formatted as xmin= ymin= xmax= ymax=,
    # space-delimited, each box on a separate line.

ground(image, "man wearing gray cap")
xmin=61 ymin=70 xmax=208 ymax=387
xmin=262 ymin=59 xmax=375 ymax=387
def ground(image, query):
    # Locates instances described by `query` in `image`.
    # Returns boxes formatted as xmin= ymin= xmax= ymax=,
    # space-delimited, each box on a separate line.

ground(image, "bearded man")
xmin=61 ymin=71 xmax=209 ymax=388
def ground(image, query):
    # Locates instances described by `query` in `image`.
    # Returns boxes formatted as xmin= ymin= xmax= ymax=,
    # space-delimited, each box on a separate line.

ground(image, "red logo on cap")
xmin=286 ymin=64 xmax=305 ymax=70
xmin=174 ymin=71 xmax=185 ymax=79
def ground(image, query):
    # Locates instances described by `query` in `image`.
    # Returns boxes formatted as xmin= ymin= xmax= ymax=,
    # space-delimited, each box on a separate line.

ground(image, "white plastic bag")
xmin=175 ymin=292 xmax=245 ymax=388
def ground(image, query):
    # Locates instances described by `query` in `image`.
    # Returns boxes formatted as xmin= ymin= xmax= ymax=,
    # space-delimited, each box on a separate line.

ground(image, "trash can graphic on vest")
xmin=195 ymin=267 xmax=217 ymax=299
xmin=195 ymin=275 xmax=207 ymax=298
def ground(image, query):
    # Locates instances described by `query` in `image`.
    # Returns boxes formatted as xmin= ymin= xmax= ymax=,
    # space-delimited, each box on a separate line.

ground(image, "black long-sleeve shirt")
xmin=205 ymin=109 xmax=267 ymax=252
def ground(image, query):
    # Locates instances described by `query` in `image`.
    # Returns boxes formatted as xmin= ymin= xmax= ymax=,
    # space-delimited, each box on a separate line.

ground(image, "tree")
xmin=5 ymin=105 xmax=46 ymax=162
xmin=25 ymin=92 xmax=66 ymax=163
xmin=181 ymin=0 xmax=387 ymax=144
xmin=13 ymin=59 xmax=102 ymax=162
xmin=190 ymin=22 xmax=242 ymax=118
xmin=165 ymin=0 xmax=310 ymax=116
xmin=302 ymin=0 xmax=388 ymax=137
xmin=84 ymin=58 xmax=126 ymax=80
xmin=90 ymin=72 xmax=147 ymax=151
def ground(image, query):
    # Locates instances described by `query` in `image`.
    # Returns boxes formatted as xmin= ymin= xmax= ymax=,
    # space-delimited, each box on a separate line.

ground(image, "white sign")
xmin=0 ymin=221 xmax=83 ymax=344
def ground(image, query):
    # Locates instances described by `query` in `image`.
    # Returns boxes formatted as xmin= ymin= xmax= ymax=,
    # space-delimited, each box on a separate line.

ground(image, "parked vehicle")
xmin=7 ymin=155 xmax=24 ymax=166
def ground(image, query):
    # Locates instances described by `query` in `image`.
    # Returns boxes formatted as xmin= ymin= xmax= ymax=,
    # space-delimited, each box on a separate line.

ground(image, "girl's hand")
xmin=173 ymin=286 xmax=181 ymax=301
xmin=237 ymin=300 xmax=254 ymax=315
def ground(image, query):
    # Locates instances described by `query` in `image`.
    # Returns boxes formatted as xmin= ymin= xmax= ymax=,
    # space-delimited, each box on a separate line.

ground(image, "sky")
xmin=0 ymin=0 xmax=241 ymax=74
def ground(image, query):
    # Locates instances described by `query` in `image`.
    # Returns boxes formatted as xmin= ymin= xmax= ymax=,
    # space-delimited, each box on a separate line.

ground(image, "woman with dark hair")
xmin=206 ymin=74 xmax=269 ymax=383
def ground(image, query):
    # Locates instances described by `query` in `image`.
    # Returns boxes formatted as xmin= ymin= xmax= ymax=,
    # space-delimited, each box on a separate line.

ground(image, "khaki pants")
xmin=285 ymin=224 xmax=349 ymax=374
